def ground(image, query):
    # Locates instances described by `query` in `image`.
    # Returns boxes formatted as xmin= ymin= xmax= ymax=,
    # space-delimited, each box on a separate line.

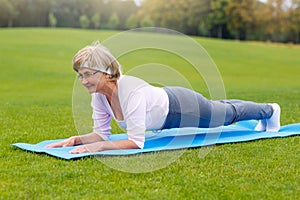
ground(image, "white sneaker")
xmin=266 ymin=103 xmax=281 ymax=132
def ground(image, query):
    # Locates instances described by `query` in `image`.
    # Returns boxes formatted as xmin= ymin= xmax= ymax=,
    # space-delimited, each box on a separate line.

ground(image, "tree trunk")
xmin=236 ymin=30 xmax=240 ymax=40
xmin=218 ymin=25 xmax=223 ymax=39
xmin=8 ymin=18 xmax=13 ymax=27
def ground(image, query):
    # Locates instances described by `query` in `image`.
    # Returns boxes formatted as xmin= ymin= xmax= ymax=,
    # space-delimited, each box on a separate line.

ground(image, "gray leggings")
xmin=162 ymin=87 xmax=273 ymax=129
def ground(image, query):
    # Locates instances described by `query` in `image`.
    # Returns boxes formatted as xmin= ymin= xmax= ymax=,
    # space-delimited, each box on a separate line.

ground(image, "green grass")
xmin=0 ymin=28 xmax=299 ymax=199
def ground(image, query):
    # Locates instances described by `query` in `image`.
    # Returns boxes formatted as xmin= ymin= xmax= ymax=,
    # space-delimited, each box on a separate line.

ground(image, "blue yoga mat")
xmin=11 ymin=120 xmax=299 ymax=160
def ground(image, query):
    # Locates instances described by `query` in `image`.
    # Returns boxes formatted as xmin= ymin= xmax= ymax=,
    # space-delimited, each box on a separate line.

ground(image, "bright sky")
xmin=134 ymin=0 xmax=142 ymax=6
xmin=259 ymin=0 xmax=294 ymax=7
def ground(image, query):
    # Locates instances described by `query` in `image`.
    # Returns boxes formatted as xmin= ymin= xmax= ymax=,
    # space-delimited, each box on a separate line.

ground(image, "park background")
xmin=1 ymin=0 xmax=300 ymax=43
xmin=0 ymin=0 xmax=299 ymax=199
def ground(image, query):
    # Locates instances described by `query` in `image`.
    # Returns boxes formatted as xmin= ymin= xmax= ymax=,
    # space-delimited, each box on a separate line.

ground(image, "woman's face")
xmin=77 ymin=68 xmax=105 ymax=93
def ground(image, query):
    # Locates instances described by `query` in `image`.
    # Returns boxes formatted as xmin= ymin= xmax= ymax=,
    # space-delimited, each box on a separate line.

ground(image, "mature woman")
xmin=46 ymin=44 xmax=281 ymax=154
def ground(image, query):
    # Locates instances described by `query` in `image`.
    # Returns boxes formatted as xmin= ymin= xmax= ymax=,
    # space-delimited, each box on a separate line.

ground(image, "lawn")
xmin=0 ymin=28 xmax=299 ymax=199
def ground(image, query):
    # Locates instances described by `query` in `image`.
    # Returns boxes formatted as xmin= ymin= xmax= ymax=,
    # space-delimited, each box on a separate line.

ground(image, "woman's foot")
xmin=266 ymin=103 xmax=281 ymax=132
xmin=254 ymin=119 xmax=267 ymax=131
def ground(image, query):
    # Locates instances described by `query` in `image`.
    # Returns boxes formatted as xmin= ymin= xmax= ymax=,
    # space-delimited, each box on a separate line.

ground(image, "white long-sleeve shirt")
xmin=91 ymin=75 xmax=169 ymax=148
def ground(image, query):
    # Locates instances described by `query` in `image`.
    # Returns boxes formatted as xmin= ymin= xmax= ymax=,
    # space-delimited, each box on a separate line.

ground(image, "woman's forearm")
xmin=77 ymin=132 xmax=105 ymax=145
xmin=100 ymin=140 xmax=139 ymax=151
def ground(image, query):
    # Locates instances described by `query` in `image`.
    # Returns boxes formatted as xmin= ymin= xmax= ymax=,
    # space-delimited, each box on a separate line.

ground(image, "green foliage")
xmin=108 ymin=13 xmax=120 ymax=30
xmin=140 ymin=16 xmax=154 ymax=27
xmin=0 ymin=0 xmax=19 ymax=27
xmin=1 ymin=0 xmax=300 ymax=43
xmin=106 ymin=0 xmax=138 ymax=29
xmin=186 ymin=0 xmax=211 ymax=35
xmin=198 ymin=21 xmax=210 ymax=37
xmin=138 ymin=0 xmax=203 ymax=33
xmin=79 ymin=15 xmax=91 ymax=29
xmin=125 ymin=14 xmax=138 ymax=29
xmin=289 ymin=6 xmax=300 ymax=43
xmin=48 ymin=12 xmax=57 ymax=28
xmin=0 ymin=28 xmax=300 ymax=199
xmin=137 ymin=0 xmax=300 ymax=43
xmin=225 ymin=0 xmax=257 ymax=40
xmin=208 ymin=0 xmax=229 ymax=38
xmin=91 ymin=13 xmax=101 ymax=29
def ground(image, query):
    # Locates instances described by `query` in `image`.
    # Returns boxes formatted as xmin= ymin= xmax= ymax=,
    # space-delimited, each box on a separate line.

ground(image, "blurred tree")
xmin=138 ymin=0 xmax=211 ymax=35
xmin=250 ymin=1 xmax=268 ymax=41
xmin=54 ymin=0 xmax=104 ymax=28
xmin=23 ymin=0 xmax=53 ymax=26
xmin=108 ymin=13 xmax=120 ymax=29
xmin=225 ymin=0 xmax=257 ymax=40
xmin=48 ymin=12 xmax=57 ymax=27
xmin=1 ymin=0 xmax=300 ymax=43
xmin=0 ymin=0 xmax=19 ymax=27
xmin=103 ymin=0 xmax=138 ymax=29
xmin=126 ymin=14 xmax=138 ymax=29
xmin=140 ymin=15 xmax=154 ymax=27
xmin=289 ymin=0 xmax=300 ymax=43
xmin=79 ymin=15 xmax=90 ymax=29
xmin=91 ymin=13 xmax=101 ymax=29
xmin=198 ymin=21 xmax=210 ymax=37
xmin=208 ymin=0 xmax=229 ymax=38
xmin=138 ymin=0 xmax=189 ymax=33
xmin=261 ymin=0 xmax=290 ymax=42
xmin=54 ymin=0 xmax=79 ymax=27
xmin=186 ymin=0 xmax=211 ymax=35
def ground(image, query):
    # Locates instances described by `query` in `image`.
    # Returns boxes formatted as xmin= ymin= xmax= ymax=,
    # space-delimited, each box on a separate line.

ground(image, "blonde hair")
xmin=72 ymin=43 xmax=122 ymax=80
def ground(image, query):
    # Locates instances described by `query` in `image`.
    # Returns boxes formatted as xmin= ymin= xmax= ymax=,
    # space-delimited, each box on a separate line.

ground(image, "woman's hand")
xmin=45 ymin=133 xmax=104 ymax=149
xmin=45 ymin=136 xmax=80 ymax=148
xmin=70 ymin=140 xmax=139 ymax=154
xmin=69 ymin=142 xmax=103 ymax=154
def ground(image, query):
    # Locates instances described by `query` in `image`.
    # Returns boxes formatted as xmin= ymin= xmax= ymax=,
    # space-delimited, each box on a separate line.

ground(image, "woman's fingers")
xmin=69 ymin=146 xmax=89 ymax=154
xmin=45 ymin=137 xmax=76 ymax=148
xmin=69 ymin=142 xmax=103 ymax=154
xmin=45 ymin=137 xmax=96 ymax=154
xmin=62 ymin=140 xmax=73 ymax=147
xmin=45 ymin=142 xmax=65 ymax=148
